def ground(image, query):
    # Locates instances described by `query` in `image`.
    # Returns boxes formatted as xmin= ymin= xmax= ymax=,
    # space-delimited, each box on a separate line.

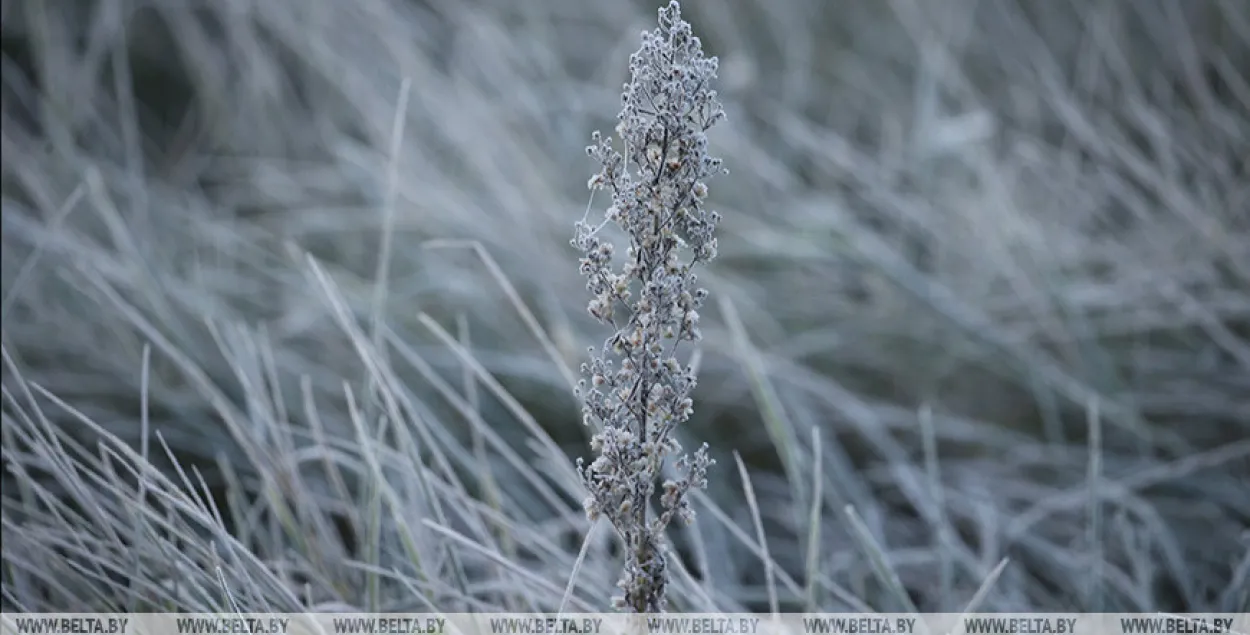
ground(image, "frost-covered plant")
xmin=571 ymin=0 xmax=726 ymax=613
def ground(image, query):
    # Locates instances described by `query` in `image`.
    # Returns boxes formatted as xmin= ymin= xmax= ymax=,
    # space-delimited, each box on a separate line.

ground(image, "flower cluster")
xmin=571 ymin=0 xmax=725 ymax=613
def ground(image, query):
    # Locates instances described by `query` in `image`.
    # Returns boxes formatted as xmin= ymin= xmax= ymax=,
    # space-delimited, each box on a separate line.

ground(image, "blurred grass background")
xmin=1 ymin=0 xmax=1248 ymax=613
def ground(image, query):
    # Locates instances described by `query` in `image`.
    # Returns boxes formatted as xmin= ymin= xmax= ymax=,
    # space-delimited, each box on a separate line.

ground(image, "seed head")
xmin=572 ymin=0 xmax=725 ymax=613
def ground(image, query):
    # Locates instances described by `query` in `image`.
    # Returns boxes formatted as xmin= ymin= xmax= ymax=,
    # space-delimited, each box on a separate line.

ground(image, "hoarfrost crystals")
xmin=571 ymin=0 xmax=724 ymax=614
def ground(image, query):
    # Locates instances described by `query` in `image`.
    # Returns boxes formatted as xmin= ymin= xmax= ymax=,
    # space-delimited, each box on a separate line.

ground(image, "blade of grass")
xmin=842 ymin=504 xmax=919 ymax=614
xmin=948 ymin=557 xmax=1011 ymax=635
xmin=804 ymin=426 xmax=823 ymax=612
xmin=557 ymin=518 xmax=599 ymax=616
xmin=721 ymin=295 xmax=807 ymax=544
xmin=733 ymin=451 xmax=778 ymax=616
xmin=919 ymin=403 xmax=953 ymax=609
xmin=1085 ymin=397 xmax=1104 ymax=612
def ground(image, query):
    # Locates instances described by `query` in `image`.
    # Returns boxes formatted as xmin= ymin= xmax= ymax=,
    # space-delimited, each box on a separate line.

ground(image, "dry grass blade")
xmin=558 ymin=518 xmax=599 ymax=616
xmin=804 ymin=426 xmax=823 ymax=612
xmin=947 ymin=558 xmax=1012 ymax=635
xmin=734 ymin=451 xmax=778 ymax=616
xmin=842 ymin=505 xmax=920 ymax=614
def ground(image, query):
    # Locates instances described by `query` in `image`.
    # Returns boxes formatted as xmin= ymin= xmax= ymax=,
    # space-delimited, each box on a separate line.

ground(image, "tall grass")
xmin=2 ymin=0 xmax=1248 ymax=613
